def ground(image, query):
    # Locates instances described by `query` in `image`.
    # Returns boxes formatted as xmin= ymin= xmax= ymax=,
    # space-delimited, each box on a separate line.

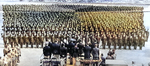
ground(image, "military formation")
xmin=2 ymin=4 xmax=149 ymax=49
xmin=77 ymin=11 xmax=149 ymax=49
xmin=2 ymin=4 xmax=78 ymax=48
xmin=0 ymin=43 xmax=21 ymax=66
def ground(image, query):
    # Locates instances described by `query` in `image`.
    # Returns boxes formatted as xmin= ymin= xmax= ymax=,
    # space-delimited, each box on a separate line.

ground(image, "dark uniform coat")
xmin=92 ymin=47 xmax=99 ymax=60
xmin=83 ymin=45 xmax=91 ymax=59
xmin=43 ymin=46 xmax=51 ymax=56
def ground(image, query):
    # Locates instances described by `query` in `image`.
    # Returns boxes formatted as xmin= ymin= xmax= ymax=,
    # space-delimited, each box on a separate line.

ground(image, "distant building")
xmin=0 ymin=0 xmax=150 ymax=4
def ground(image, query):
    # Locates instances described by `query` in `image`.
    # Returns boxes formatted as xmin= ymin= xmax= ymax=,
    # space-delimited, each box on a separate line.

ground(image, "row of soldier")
xmin=77 ymin=11 xmax=144 ymax=33
xmin=3 ymin=11 xmax=144 ymax=34
xmin=0 ymin=43 xmax=21 ymax=66
xmin=3 ymin=5 xmax=75 ymax=12
xmin=2 ymin=27 xmax=149 ymax=49
xmin=2 ymin=5 xmax=143 ymax=12
xmin=3 ymin=12 xmax=77 ymax=32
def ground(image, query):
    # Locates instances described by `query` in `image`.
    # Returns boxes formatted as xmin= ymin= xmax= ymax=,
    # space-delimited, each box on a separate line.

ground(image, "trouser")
xmin=133 ymin=41 xmax=137 ymax=50
xmin=93 ymin=62 xmax=98 ymax=66
xmin=12 ymin=57 xmax=16 ymax=66
xmin=93 ymin=57 xmax=99 ymax=66
xmin=102 ymin=40 xmax=106 ymax=49
xmin=124 ymin=40 xmax=127 ymax=49
xmin=114 ymin=41 xmax=117 ymax=49
xmin=26 ymin=43 xmax=29 ymax=48
xmin=41 ymin=43 xmax=43 ymax=48
xmin=31 ymin=43 xmax=34 ymax=48
xmin=139 ymin=40 xmax=143 ymax=50
xmin=36 ymin=43 xmax=39 ymax=48
xmin=107 ymin=40 xmax=111 ymax=49
xmin=119 ymin=42 xmax=123 ymax=49
xmin=20 ymin=43 xmax=23 ymax=48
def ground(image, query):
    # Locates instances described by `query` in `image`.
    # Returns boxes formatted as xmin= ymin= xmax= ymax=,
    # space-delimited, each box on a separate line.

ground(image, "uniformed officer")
xmin=139 ymin=31 xmax=144 ymax=50
xmin=0 ymin=56 xmax=4 ymax=66
xmin=3 ymin=44 xmax=9 ymax=56
xmin=133 ymin=32 xmax=138 ymax=50
xmin=123 ymin=32 xmax=127 ymax=49
xmin=101 ymin=32 xmax=107 ymax=49
xmin=31 ymin=33 xmax=35 ymax=48
xmin=25 ymin=33 xmax=30 ymax=48
xmin=16 ymin=44 xmax=21 ymax=62
xmin=113 ymin=32 xmax=118 ymax=49
xmin=118 ymin=32 xmax=123 ymax=49
xmin=107 ymin=32 xmax=112 ymax=49
xmin=128 ymin=32 xmax=133 ymax=50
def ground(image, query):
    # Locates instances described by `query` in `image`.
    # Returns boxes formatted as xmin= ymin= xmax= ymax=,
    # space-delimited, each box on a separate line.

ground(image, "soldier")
xmin=101 ymin=32 xmax=107 ymax=49
xmin=0 ymin=56 xmax=4 ymax=66
xmin=20 ymin=31 xmax=24 ymax=48
xmin=142 ymin=30 xmax=147 ymax=46
xmin=107 ymin=32 xmax=112 ymax=49
xmin=139 ymin=31 xmax=144 ymax=50
xmin=122 ymin=32 xmax=127 ymax=49
xmin=133 ymin=32 xmax=138 ymax=50
xmin=5 ymin=53 xmax=12 ymax=66
xmin=33 ymin=31 xmax=39 ymax=48
xmin=11 ymin=31 xmax=16 ymax=47
xmin=41 ymin=28 xmax=46 ymax=42
xmin=60 ymin=32 xmax=65 ymax=43
xmin=25 ymin=33 xmax=30 ymax=48
xmin=112 ymin=32 xmax=118 ymax=49
xmin=39 ymin=31 xmax=44 ymax=48
xmin=2 ymin=33 xmax=7 ymax=46
xmin=13 ymin=44 xmax=19 ymax=63
xmin=36 ymin=32 xmax=40 ymax=48
xmin=31 ymin=33 xmax=35 ymax=48
xmin=128 ymin=32 xmax=133 ymax=50
xmin=11 ymin=48 xmax=17 ymax=66
xmin=6 ymin=31 xmax=11 ymax=46
xmin=145 ymin=29 xmax=149 ymax=42
xmin=95 ymin=31 xmax=100 ymax=44
xmin=118 ymin=32 xmax=123 ymax=49
xmin=3 ymin=44 xmax=9 ymax=56
xmin=16 ymin=44 xmax=21 ymax=62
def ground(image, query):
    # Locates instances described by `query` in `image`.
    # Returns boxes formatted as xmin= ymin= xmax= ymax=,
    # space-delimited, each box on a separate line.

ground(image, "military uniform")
xmin=113 ymin=34 xmax=118 ymax=49
xmin=16 ymin=44 xmax=21 ymax=63
xmin=39 ymin=32 xmax=44 ymax=48
xmin=6 ymin=53 xmax=12 ymax=66
xmin=11 ymin=49 xmax=16 ymax=66
xmin=133 ymin=33 xmax=138 ymax=50
xmin=128 ymin=33 xmax=133 ymax=50
xmin=25 ymin=33 xmax=29 ymax=48
xmin=21 ymin=31 xmax=24 ymax=48
xmin=31 ymin=33 xmax=35 ymax=48
xmin=3 ymin=45 xmax=9 ymax=56
xmin=107 ymin=32 xmax=112 ymax=49
xmin=101 ymin=34 xmax=106 ymax=49
xmin=0 ymin=58 xmax=4 ymax=66
xmin=123 ymin=33 xmax=127 ymax=49
xmin=118 ymin=33 xmax=122 ymax=49
xmin=139 ymin=32 xmax=144 ymax=49
xmin=11 ymin=31 xmax=16 ymax=48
